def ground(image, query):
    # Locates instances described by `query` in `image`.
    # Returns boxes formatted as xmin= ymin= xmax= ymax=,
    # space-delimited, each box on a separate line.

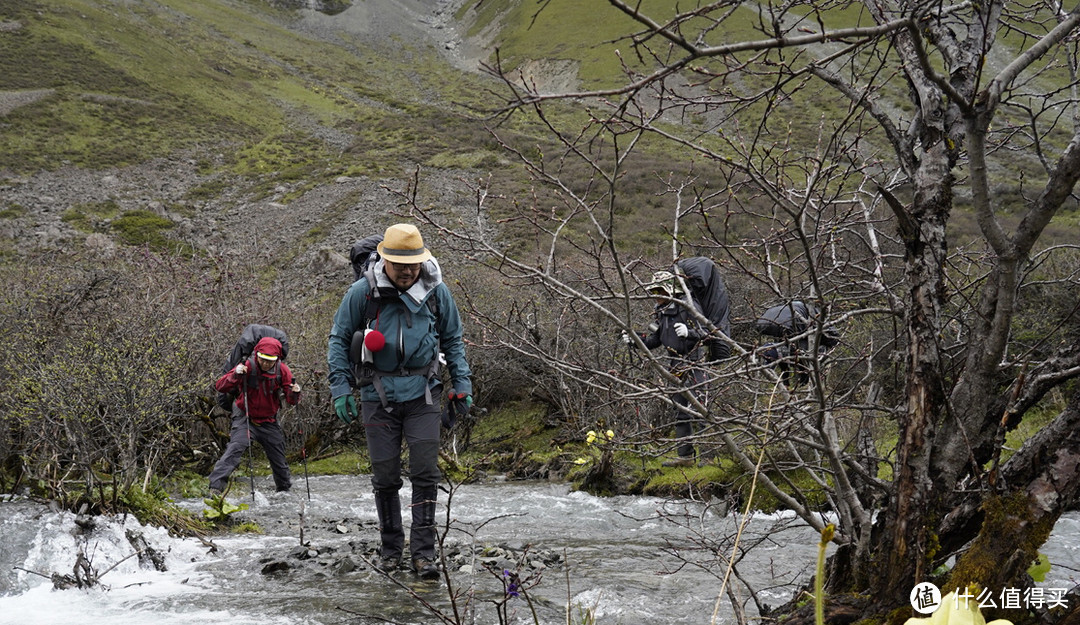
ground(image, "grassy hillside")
xmin=497 ymin=0 xmax=1079 ymax=251
xmin=0 ymin=0 xmax=503 ymax=179
xmin=5 ymin=0 xmax=1075 ymax=284
xmin=456 ymin=0 xmax=869 ymax=88
xmin=2 ymin=0 xmax=735 ymax=255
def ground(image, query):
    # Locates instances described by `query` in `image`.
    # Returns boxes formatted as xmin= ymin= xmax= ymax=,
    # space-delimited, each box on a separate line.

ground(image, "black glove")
xmin=448 ymin=390 xmax=472 ymax=423
xmin=441 ymin=403 xmax=456 ymax=430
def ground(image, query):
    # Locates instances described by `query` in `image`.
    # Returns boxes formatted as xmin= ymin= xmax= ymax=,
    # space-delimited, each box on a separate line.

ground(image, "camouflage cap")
xmin=647 ymin=270 xmax=683 ymax=295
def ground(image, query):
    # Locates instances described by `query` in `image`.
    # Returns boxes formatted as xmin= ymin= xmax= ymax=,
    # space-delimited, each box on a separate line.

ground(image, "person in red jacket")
xmin=209 ymin=336 xmax=301 ymax=494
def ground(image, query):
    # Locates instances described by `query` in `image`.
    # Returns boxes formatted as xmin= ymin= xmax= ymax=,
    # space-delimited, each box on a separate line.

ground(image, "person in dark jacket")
xmin=209 ymin=336 xmax=301 ymax=494
xmin=624 ymin=270 xmax=707 ymax=467
xmin=327 ymin=223 xmax=472 ymax=580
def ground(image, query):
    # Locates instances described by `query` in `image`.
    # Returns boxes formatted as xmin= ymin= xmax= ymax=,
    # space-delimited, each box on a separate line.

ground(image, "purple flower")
xmin=503 ymin=569 xmax=521 ymax=598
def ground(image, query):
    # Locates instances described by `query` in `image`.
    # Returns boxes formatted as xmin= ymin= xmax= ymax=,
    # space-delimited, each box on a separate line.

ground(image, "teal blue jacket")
xmin=327 ymin=258 xmax=471 ymax=403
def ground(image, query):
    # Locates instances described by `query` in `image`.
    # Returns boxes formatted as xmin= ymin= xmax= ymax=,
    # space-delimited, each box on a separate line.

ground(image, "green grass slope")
xmin=3 ymin=0 xmax=1074 ymax=251
xmin=0 ymin=0 xmax=501 ymax=179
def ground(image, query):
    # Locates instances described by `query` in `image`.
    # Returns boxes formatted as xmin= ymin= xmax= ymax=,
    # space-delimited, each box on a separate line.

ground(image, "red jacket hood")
xmin=213 ymin=334 xmax=299 ymax=421
xmin=253 ymin=336 xmax=285 ymax=359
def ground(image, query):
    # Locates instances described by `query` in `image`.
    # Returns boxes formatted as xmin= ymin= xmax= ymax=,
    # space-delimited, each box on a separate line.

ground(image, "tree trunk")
xmin=866 ymin=140 xmax=954 ymax=605
xmin=947 ymin=388 xmax=1080 ymax=603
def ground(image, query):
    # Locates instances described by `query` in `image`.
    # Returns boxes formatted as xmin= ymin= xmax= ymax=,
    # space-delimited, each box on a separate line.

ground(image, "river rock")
xmin=260 ymin=560 xmax=293 ymax=575
xmin=289 ymin=545 xmax=319 ymax=560
xmin=331 ymin=556 xmax=358 ymax=575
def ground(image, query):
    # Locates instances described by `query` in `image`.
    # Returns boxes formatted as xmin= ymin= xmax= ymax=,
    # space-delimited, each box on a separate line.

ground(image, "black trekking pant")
xmin=672 ymin=366 xmax=706 ymax=459
xmin=362 ymin=395 xmax=441 ymax=561
xmin=209 ymin=411 xmax=292 ymax=493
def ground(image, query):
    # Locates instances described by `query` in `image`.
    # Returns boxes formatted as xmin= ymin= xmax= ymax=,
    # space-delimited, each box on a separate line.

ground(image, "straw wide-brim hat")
xmin=377 ymin=224 xmax=432 ymax=264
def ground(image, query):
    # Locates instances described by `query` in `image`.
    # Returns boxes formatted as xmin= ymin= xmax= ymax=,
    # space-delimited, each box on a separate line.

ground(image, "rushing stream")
xmin=2 ymin=476 xmax=1078 ymax=625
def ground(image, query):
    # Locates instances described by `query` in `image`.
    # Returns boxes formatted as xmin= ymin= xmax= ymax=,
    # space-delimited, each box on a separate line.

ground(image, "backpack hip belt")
xmin=366 ymin=358 xmax=442 ymax=409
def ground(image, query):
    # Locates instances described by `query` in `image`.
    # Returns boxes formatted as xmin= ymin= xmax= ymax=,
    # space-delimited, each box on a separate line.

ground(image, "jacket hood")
xmin=252 ymin=336 xmax=285 ymax=359
xmin=374 ymin=257 xmax=443 ymax=308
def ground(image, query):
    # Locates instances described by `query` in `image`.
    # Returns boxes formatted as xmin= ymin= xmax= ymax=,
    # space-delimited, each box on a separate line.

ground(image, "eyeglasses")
xmin=387 ymin=260 xmax=422 ymax=272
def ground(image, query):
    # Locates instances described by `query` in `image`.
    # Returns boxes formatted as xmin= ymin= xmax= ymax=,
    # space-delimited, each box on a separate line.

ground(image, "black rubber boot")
xmin=374 ymin=490 xmax=404 ymax=565
xmin=410 ymin=485 xmax=439 ymax=579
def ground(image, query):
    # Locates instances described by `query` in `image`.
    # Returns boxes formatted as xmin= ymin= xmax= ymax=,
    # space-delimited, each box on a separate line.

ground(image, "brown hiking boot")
xmin=412 ymin=558 xmax=439 ymax=580
xmin=374 ymin=555 xmax=401 ymax=573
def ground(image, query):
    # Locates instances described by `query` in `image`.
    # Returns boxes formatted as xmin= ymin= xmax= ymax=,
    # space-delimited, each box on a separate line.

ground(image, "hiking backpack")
xmin=214 ymin=324 xmax=290 ymax=412
xmin=754 ymin=300 xmax=839 ymax=349
xmin=350 ymin=234 xmax=384 ymax=282
xmin=755 ymin=301 xmax=839 ymax=387
xmin=672 ymin=257 xmax=732 ymax=361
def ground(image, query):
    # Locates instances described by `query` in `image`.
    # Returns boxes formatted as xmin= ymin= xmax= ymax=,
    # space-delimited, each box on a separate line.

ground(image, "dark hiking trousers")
xmin=362 ymin=395 xmax=441 ymax=561
xmin=672 ymin=367 xmax=706 ymax=459
xmin=209 ymin=410 xmax=292 ymax=493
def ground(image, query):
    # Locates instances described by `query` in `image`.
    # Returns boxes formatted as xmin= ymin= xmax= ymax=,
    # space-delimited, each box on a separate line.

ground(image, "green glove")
xmin=334 ymin=394 xmax=357 ymax=424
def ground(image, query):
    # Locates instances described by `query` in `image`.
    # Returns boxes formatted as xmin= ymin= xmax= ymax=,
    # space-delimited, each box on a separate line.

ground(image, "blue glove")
xmin=334 ymin=395 xmax=357 ymax=425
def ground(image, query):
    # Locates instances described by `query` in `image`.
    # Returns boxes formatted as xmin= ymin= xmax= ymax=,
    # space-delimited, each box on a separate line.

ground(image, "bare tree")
xmin=409 ymin=1 xmax=1080 ymax=622
xmin=0 ymin=243 xmax=332 ymax=512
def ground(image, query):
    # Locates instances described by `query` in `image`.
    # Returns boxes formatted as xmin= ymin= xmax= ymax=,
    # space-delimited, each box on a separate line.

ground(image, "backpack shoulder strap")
xmin=360 ymin=264 xmax=383 ymax=327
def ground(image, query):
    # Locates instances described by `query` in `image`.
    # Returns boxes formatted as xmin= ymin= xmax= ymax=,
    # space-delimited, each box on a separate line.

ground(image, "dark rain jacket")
xmin=642 ymin=298 xmax=707 ymax=365
xmin=215 ymin=336 xmax=300 ymax=424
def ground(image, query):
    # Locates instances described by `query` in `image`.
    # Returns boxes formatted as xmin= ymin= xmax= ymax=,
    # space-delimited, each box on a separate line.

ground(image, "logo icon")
xmin=910 ymin=582 xmax=942 ymax=614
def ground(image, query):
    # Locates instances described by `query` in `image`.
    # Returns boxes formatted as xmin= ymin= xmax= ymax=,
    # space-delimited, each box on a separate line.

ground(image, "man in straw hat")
xmin=327 ymin=223 xmax=472 ymax=580
xmin=622 ymin=270 xmax=708 ymax=467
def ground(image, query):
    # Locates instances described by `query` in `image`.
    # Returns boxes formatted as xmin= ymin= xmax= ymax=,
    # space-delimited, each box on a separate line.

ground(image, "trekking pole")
xmin=289 ymin=369 xmax=311 ymax=500
xmin=298 ymin=425 xmax=311 ymax=500
xmin=448 ymin=398 xmax=459 ymax=462
xmin=243 ymin=368 xmax=256 ymax=502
